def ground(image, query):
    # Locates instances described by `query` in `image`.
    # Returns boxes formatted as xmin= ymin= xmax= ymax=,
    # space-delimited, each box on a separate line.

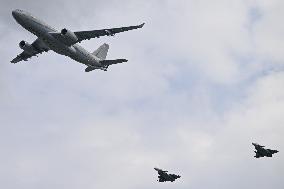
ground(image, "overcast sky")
xmin=0 ymin=0 xmax=283 ymax=189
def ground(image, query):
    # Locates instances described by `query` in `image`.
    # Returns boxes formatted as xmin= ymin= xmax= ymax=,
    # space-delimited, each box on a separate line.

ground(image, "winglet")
xmin=138 ymin=23 xmax=145 ymax=28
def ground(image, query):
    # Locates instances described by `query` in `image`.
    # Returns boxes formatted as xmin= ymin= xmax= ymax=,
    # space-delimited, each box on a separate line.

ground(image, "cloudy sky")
xmin=0 ymin=0 xmax=283 ymax=189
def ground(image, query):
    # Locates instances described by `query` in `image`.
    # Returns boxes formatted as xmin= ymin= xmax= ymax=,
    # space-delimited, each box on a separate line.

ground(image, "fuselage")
xmin=12 ymin=9 xmax=101 ymax=67
xmin=154 ymin=168 xmax=180 ymax=182
xmin=252 ymin=143 xmax=278 ymax=157
xmin=256 ymin=147 xmax=270 ymax=156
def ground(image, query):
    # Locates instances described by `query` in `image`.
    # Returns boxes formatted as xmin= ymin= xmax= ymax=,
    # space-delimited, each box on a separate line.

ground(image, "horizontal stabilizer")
xmin=100 ymin=59 xmax=128 ymax=66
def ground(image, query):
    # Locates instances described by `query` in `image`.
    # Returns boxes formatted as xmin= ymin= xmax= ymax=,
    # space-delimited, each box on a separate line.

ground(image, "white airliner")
xmin=11 ymin=9 xmax=144 ymax=72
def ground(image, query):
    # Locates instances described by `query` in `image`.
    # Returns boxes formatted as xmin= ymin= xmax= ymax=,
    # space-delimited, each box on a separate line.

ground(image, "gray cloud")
xmin=0 ymin=0 xmax=283 ymax=189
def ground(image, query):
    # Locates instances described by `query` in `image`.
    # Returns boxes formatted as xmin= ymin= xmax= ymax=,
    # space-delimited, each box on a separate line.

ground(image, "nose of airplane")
xmin=12 ymin=10 xmax=18 ymax=17
xmin=12 ymin=9 xmax=22 ymax=20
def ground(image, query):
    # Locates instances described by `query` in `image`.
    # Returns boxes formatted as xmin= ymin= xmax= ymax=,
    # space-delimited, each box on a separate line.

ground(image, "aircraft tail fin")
xmin=92 ymin=43 xmax=109 ymax=60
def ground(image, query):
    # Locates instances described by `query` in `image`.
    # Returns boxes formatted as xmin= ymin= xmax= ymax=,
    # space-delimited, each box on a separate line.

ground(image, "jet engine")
xmin=19 ymin=40 xmax=37 ymax=54
xmin=105 ymin=29 xmax=115 ymax=36
xmin=60 ymin=28 xmax=78 ymax=45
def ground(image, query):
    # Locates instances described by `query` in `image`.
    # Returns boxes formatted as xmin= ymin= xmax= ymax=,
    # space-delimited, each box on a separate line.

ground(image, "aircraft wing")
xmin=11 ymin=38 xmax=49 ymax=63
xmin=74 ymin=23 xmax=145 ymax=42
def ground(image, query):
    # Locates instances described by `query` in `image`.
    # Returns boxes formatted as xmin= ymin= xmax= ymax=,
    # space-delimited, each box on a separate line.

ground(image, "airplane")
xmin=11 ymin=9 xmax=144 ymax=72
xmin=154 ymin=168 xmax=181 ymax=182
xmin=252 ymin=143 xmax=279 ymax=158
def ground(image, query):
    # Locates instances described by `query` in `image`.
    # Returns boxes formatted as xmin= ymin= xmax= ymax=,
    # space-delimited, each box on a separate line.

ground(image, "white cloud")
xmin=252 ymin=1 xmax=284 ymax=63
xmin=0 ymin=0 xmax=283 ymax=189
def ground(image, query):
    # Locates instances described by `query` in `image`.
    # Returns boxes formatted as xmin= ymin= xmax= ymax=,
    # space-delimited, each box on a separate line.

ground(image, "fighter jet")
xmin=154 ymin=168 xmax=181 ymax=182
xmin=11 ymin=9 xmax=144 ymax=72
xmin=252 ymin=143 xmax=279 ymax=158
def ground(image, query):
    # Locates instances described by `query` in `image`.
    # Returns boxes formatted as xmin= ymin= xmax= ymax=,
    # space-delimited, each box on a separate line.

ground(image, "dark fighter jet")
xmin=252 ymin=143 xmax=279 ymax=158
xmin=154 ymin=168 xmax=181 ymax=182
